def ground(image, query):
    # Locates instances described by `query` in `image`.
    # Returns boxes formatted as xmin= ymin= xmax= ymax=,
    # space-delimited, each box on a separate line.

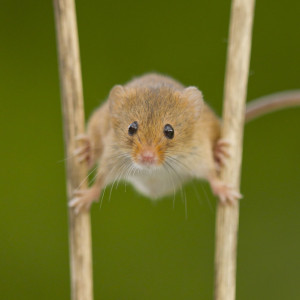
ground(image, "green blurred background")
xmin=1 ymin=0 xmax=299 ymax=299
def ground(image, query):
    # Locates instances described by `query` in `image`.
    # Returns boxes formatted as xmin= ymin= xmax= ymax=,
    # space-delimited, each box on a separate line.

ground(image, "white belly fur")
xmin=126 ymin=166 xmax=190 ymax=199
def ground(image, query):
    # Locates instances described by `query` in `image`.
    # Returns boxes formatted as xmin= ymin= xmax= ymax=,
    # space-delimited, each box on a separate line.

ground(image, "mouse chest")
xmin=126 ymin=166 xmax=190 ymax=199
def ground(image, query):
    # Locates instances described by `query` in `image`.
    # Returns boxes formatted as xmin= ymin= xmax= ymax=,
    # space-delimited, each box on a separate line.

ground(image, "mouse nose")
xmin=139 ymin=149 xmax=157 ymax=165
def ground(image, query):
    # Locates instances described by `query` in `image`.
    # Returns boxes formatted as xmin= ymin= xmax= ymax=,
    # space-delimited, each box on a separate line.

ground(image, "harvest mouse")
xmin=69 ymin=73 xmax=300 ymax=212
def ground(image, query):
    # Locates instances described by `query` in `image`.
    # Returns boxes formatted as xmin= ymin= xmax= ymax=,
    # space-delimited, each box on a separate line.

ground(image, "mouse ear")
xmin=108 ymin=85 xmax=126 ymax=112
xmin=182 ymin=86 xmax=204 ymax=117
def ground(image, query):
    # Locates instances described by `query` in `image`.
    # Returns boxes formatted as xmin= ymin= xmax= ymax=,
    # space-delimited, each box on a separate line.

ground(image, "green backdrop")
xmin=0 ymin=0 xmax=299 ymax=299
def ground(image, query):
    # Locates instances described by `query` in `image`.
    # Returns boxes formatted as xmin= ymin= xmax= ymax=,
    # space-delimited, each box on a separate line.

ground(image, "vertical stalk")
xmin=214 ymin=0 xmax=255 ymax=299
xmin=53 ymin=0 xmax=93 ymax=299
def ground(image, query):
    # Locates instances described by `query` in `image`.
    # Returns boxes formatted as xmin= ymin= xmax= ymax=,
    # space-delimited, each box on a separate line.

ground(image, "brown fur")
xmin=89 ymin=74 xmax=220 ymax=175
xmin=70 ymin=73 xmax=237 ymax=212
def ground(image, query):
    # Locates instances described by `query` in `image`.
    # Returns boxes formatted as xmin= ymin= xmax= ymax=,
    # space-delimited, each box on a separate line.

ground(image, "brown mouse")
xmin=69 ymin=73 xmax=300 ymax=213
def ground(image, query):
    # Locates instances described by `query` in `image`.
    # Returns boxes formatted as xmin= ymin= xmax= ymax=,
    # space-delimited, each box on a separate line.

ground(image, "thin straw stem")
xmin=214 ymin=0 xmax=255 ymax=299
xmin=53 ymin=0 xmax=93 ymax=299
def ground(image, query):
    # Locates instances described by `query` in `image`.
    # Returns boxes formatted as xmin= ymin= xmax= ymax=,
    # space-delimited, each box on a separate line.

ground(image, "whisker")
xmin=166 ymin=156 xmax=192 ymax=173
xmin=57 ymin=146 xmax=103 ymax=164
xmin=108 ymin=162 xmax=130 ymax=202
xmin=166 ymin=155 xmax=214 ymax=212
xmin=100 ymin=184 xmax=107 ymax=209
xmin=124 ymin=164 xmax=135 ymax=182
xmin=191 ymin=181 xmax=201 ymax=203
xmin=116 ymin=160 xmax=132 ymax=189
xmin=164 ymin=160 xmax=185 ymax=204
xmin=75 ymin=165 xmax=98 ymax=190
xmin=96 ymin=156 xmax=132 ymax=208
xmin=162 ymin=164 xmax=176 ymax=210
xmin=198 ymin=182 xmax=214 ymax=213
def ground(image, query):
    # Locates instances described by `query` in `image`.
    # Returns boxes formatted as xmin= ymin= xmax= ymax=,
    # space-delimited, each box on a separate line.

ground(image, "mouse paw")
xmin=213 ymin=138 xmax=231 ymax=171
xmin=210 ymin=178 xmax=242 ymax=204
xmin=69 ymin=187 xmax=100 ymax=214
xmin=74 ymin=134 xmax=93 ymax=168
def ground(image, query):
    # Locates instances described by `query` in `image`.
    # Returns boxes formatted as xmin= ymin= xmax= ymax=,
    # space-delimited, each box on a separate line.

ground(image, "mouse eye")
xmin=128 ymin=121 xmax=138 ymax=136
xmin=163 ymin=124 xmax=174 ymax=139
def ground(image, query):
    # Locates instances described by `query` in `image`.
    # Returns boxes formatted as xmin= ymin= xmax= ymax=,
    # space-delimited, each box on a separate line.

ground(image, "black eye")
xmin=128 ymin=121 xmax=138 ymax=136
xmin=164 ymin=124 xmax=174 ymax=139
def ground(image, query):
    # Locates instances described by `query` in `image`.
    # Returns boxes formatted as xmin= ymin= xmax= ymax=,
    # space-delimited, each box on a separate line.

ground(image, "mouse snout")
xmin=137 ymin=147 xmax=158 ymax=166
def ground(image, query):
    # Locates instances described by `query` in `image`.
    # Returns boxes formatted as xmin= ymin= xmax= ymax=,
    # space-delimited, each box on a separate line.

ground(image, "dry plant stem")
xmin=246 ymin=90 xmax=300 ymax=122
xmin=214 ymin=0 xmax=255 ymax=300
xmin=53 ymin=1 xmax=93 ymax=300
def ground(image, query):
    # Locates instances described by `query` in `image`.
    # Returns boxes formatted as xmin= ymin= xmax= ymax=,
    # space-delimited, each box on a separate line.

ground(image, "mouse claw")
xmin=69 ymin=188 xmax=100 ymax=214
xmin=74 ymin=146 xmax=90 ymax=162
xmin=214 ymin=138 xmax=231 ymax=170
xmin=209 ymin=178 xmax=242 ymax=205
xmin=73 ymin=134 xmax=93 ymax=168
xmin=75 ymin=134 xmax=90 ymax=142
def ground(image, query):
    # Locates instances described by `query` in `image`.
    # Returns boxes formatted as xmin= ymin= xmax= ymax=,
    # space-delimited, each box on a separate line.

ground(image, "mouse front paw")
xmin=69 ymin=187 xmax=101 ymax=214
xmin=210 ymin=178 xmax=242 ymax=204
xmin=213 ymin=138 xmax=231 ymax=171
xmin=74 ymin=134 xmax=93 ymax=168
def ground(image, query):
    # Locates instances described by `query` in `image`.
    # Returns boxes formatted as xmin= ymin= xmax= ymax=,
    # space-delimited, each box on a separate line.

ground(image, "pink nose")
xmin=140 ymin=150 xmax=157 ymax=164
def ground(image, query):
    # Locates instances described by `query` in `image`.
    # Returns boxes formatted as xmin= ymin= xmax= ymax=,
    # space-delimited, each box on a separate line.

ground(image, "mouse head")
xmin=109 ymin=85 xmax=203 ymax=170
